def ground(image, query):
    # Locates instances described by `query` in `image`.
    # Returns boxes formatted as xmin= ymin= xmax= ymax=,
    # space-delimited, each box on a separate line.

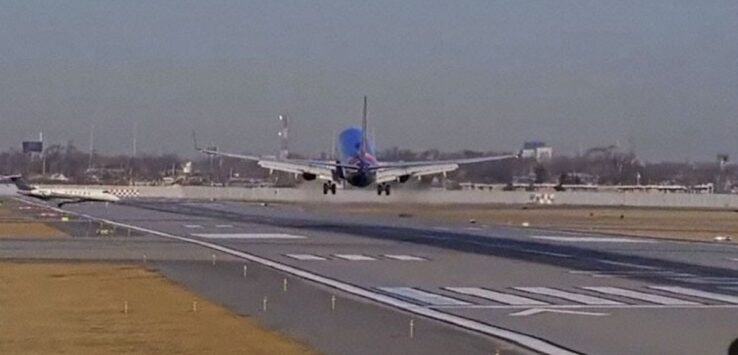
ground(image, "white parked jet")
xmin=196 ymin=97 xmax=518 ymax=195
xmin=8 ymin=175 xmax=120 ymax=207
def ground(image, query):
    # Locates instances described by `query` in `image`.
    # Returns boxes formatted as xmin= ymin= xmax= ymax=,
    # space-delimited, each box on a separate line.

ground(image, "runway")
xmin=19 ymin=198 xmax=738 ymax=354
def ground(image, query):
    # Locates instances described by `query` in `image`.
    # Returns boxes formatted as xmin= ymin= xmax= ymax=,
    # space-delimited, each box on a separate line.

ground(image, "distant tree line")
xmin=0 ymin=143 xmax=734 ymax=190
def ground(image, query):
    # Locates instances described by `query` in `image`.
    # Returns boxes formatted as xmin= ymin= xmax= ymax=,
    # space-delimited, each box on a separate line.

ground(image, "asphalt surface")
xmin=6 ymin=198 xmax=738 ymax=354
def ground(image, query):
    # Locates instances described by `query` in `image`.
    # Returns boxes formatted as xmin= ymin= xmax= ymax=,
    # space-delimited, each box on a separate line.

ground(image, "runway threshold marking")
xmin=378 ymin=287 xmax=470 ymax=306
xmin=285 ymin=254 xmax=327 ymax=261
xmin=582 ymin=287 xmax=699 ymax=305
xmin=531 ymin=236 xmax=656 ymax=244
xmin=648 ymin=286 xmax=738 ymax=304
xmin=191 ymin=233 xmax=306 ymax=240
xmin=17 ymin=198 xmax=580 ymax=355
xmin=515 ymin=287 xmax=623 ymax=305
xmin=445 ymin=287 xmax=549 ymax=306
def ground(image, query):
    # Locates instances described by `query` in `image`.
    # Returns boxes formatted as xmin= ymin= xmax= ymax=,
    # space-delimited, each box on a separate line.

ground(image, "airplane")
xmin=7 ymin=175 xmax=120 ymax=207
xmin=195 ymin=96 xmax=518 ymax=196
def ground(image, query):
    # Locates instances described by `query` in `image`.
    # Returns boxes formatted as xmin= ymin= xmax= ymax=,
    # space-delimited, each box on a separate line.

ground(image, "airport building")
xmin=520 ymin=141 xmax=553 ymax=161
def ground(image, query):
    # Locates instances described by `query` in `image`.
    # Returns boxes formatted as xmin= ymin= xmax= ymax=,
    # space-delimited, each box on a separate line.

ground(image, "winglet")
xmin=192 ymin=129 xmax=206 ymax=153
xmin=361 ymin=96 xmax=368 ymax=157
xmin=192 ymin=130 xmax=201 ymax=151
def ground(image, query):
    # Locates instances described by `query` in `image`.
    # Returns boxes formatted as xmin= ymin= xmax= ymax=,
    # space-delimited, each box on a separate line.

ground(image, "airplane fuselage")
xmin=339 ymin=127 xmax=378 ymax=188
xmin=18 ymin=188 xmax=120 ymax=203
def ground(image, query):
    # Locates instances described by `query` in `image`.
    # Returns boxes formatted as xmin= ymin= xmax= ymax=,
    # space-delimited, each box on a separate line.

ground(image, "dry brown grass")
xmin=0 ymin=222 xmax=66 ymax=238
xmin=0 ymin=262 xmax=317 ymax=355
xmin=322 ymin=203 xmax=738 ymax=243
xmin=0 ymin=199 xmax=67 ymax=238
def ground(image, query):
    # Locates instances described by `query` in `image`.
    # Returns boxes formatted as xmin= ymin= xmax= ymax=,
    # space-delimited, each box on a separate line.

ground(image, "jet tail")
xmin=9 ymin=176 xmax=33 ymax=191
xmin=361 ymin=96 xmax=368 ymax=157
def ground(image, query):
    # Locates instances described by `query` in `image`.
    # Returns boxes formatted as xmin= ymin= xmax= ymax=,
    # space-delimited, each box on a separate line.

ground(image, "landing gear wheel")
xmin=323 ymin=183 xmax=329 ymax=195
xmin=330 ymin=183 xmax=337 ymax=194
xmin=377 ymin=185 xmax=383 ymax=196
xmin=384 ymin=184 xmax=391 ymax=196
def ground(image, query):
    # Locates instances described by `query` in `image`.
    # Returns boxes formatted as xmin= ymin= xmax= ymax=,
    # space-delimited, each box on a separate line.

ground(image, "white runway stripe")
xmin=531 ymin=236 xmax=656 ymax=244
xmin=379 ymin=287 xmax=470 ymax=306
xmin=521 ymin=249 xmax=572 ymax=258
xmin=648 ymin=286 xmax=738 ymax=304
xmin=598 ymin=260 xmax=660 ymax=270
xmin=383 ymin=254 xmax=426 ymax=261
xmin=445 ymin=287 xmax=549 ymax=306
xmin=184 ymin=224 xmax=203 ymax=229
xmin=583 ymin=287 xmax=699 ymax=305
xmin=334 ymin=254 xmax=377 ymax=261
xmin=670 ymin=277 xmax=738 ymax=285
xmin=515 ymin=287 xmax=624 ymax=305
xmin=285 ymin=254 xmax=327 ymax=261
xmin=192 ymin=233 xmax=306 ymax=240
xmin=215 ymin=224 xmax=234 ymax=228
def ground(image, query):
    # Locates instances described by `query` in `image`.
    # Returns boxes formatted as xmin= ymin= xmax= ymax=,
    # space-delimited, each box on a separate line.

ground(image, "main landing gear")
xmin=323 ymin=182 xmax=337 ymax=195
xmin=377 ymin=184 xmax=391 ymax=196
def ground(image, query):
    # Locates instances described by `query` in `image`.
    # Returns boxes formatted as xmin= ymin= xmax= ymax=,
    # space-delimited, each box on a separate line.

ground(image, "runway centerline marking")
xmin=582 ymin=287 xmax=699 ymax=305
xmin=378 ymin=287 xmax=470 ymax=306
xmin=184 ymin=224 xmax=203 ymax=229
xmin=531 ymin=236 xmax=656 ymax=244
xmin=191 ymin=233 xmax=306 ymax=240
xmin=285 ymin=254 xmax=327 ymax=261
xmin=510 ymin=308 xmax=609 ymax=317
xmin=334 ymin=254 xmax=376 ymax=261
xmin=597 ymin=260 xmax=660 ymax=270
xmin=445 ymin=287 xmax=549 ymax=306
xmin=520 ymin=249 xmax=572 ymax=258
xmin=383 ymin=254 xmax=426 ymax=261
xmin=648 ymin=286 xmax=738 ymax=304
xmin=515 ymin=287 xmax=623 ymax=305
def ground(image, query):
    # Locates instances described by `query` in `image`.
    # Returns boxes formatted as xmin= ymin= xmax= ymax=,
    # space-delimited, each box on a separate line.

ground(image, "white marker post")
xmin=331 ymin=295 xmax=336 ymax=312
xmin=283 ymin=278 xmax=288 ymax=293
xmin=192 ymin=301 xmax=198 ymax=313
xmin=262 ymin=296 xmax=268 ymax=312
xmin=211 ymin=254 xmax=216 ymax=265
xmin=243 ymin=265 xmax=248 ymax=278
xmin=409 ymin=319 xmax=415 ymax=339
xmin=143 ymin=254 xmax=147 ymax=264
xmin=124 ymin=301 xmax=129 ymax=314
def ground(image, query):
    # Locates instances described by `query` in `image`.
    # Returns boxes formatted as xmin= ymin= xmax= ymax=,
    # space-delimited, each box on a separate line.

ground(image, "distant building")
xmin=521 ymin=141 xmax=552 ymax=161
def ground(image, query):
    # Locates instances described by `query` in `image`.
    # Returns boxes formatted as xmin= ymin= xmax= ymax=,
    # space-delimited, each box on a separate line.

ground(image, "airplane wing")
xmin=256 ymin=160 xmax=336 ymax=181
xmin=374 ymin=153 xmax=518 ymax=184
xmin=195 ymin=139 xmax=355 ymax=182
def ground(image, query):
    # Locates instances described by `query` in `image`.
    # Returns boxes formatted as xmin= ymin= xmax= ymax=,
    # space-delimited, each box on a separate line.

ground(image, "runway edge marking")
xmin=13 ymin=198 xmax=579 ymax=355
